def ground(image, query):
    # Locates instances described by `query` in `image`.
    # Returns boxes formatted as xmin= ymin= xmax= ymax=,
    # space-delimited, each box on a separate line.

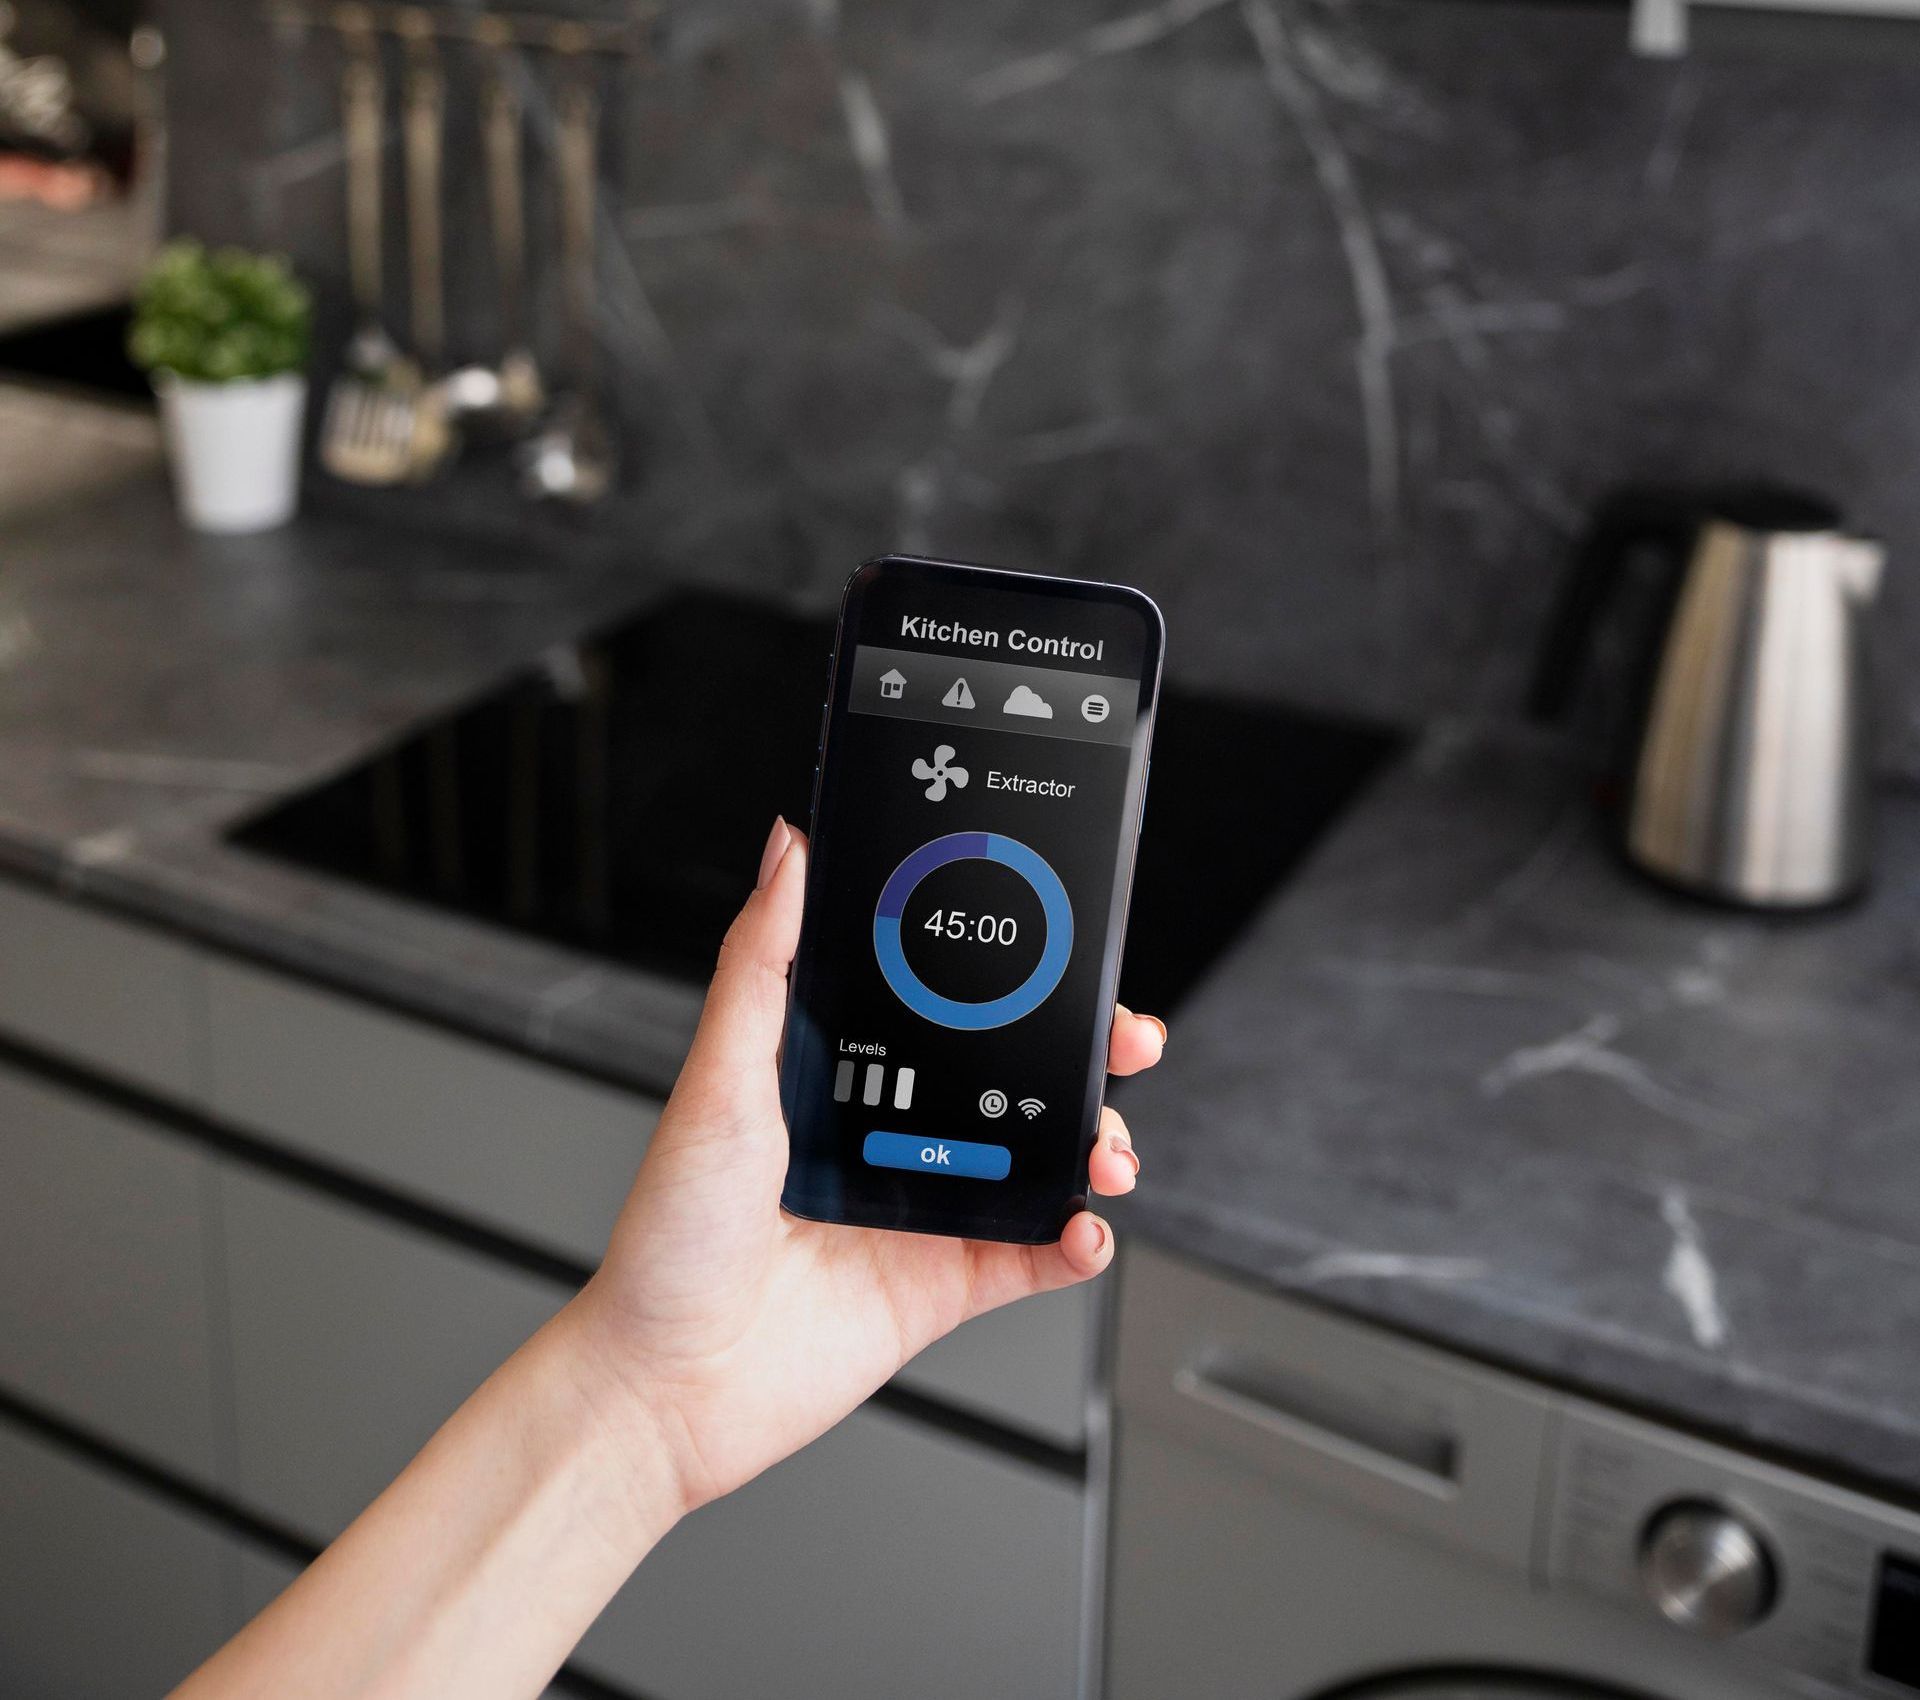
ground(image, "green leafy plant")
xmin=128 ymin=240 xmax=312 ymax=384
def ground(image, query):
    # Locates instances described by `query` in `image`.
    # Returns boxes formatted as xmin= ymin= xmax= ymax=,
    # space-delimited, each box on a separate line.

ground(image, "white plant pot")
xmin=157 ymin=373 xmax=306 ymax=535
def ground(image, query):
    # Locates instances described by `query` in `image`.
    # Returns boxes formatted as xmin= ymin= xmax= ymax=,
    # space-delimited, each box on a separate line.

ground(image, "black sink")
xmin=232 ymin=591 xmax=1404 ymax=1013
xmin=0 ymin=302 xmax=148 ymax=401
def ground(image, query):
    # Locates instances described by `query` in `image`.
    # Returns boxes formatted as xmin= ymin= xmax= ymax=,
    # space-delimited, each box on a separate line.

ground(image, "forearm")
xmin=174 ymin=1300 xmax=684 ymax=1700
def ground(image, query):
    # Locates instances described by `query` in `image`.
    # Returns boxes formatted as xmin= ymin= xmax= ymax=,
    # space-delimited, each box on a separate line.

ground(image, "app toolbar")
xmin=848 ymin=644 xmax=1138 ymax=746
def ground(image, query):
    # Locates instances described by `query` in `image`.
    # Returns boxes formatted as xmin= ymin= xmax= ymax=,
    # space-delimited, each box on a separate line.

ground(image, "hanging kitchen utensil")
xmin=520 ymin=69 xmax=613 ymax=503
xmin=1532 ymin=485 xmax=1885 ymax=908
xmin=440 ymin=52 xmax=546 ymax=430
xmin=319 ymin=22 xmax=421 ymax=486
xmin=398 ymin=28 xmax=455 ymax=479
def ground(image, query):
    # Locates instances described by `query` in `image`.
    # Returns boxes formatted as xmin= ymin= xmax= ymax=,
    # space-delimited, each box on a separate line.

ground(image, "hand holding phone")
xmin=780 ymin=555 xmax=1164 ymax=1243
xmin=174 ymin=813 xmax=1164 ymax=1700
xmin=573 ymin=815 xmax=1160 ymax=1515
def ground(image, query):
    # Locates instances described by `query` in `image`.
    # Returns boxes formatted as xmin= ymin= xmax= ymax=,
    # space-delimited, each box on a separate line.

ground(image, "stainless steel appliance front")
xmin=1109 ymin=1244 xmax=1920 ymax=1700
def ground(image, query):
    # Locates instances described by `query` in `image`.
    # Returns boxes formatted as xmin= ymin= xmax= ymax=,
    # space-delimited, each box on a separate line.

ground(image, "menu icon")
xmin=942 ymin=678 xmax=976 ymax=710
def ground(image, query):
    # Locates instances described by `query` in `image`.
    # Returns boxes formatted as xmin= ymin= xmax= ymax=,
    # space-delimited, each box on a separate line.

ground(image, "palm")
xmin=581 ymin=823 xmax=1158 ymax=1511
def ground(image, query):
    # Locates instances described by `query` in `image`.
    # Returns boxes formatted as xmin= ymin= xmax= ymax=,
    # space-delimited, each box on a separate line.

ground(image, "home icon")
xmin=879 ymin=668 xmax=907 ymax=700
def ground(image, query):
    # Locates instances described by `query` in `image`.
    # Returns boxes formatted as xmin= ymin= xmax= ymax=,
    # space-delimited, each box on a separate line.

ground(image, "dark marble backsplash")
xmin=157 ymin=0 xmax=1920 ymax=772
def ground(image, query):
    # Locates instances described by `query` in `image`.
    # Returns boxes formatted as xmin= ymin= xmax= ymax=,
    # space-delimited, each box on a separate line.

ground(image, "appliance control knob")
xmin=1639 ymin=1501 xmax=1777 ymax=1637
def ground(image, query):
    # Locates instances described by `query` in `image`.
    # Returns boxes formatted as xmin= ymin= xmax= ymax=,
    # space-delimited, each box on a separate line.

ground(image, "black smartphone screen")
xmin=779 ymin=555 xmax=1163 ymax=1243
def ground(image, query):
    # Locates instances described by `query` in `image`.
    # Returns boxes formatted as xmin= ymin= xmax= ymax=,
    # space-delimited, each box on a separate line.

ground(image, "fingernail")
xmin=1109 ymin=1134 xmax=1140 ymax=1177
xmin=756 ymin=817 xmax=791 ymax=890
xmin=1090 ymin=1219 xmax=1109 ymax=1255
xmin=1143 ymin=1014 xmax=1168 ymax=1047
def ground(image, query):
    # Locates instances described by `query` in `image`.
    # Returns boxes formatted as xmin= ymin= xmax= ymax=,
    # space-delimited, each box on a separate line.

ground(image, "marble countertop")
xmin=0 ymin=426 xmax=713 ymax=1089
xmin=1115 ymin=724 xmax=1920 ymax=1501
xmin=5 ymin=426 xmax=1919 ymax=1500
xmin=0 ymin=383 xmax=163 ymax=525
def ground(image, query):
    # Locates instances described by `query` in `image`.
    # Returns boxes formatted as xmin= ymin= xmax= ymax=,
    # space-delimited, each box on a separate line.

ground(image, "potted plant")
xmin=128 ymin=239 xmax=312 ymax=534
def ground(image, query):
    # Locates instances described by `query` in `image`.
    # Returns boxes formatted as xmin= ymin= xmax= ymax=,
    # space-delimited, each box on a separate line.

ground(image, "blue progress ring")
xmin=874 ymin=832 xmax=1073 ymax=1030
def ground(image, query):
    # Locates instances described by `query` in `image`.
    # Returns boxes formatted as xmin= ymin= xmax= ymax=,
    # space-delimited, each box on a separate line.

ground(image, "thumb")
xmin=676 ymin=818 xmax=808 ymax=1110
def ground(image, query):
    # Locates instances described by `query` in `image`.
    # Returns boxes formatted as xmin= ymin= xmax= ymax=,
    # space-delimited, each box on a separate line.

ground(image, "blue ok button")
xmin=864 ymin=1130 xmax=1011 ymax=1182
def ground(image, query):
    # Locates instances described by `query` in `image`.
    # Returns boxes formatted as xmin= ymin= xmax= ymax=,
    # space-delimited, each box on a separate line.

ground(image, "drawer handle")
xmin=1172 ymin=1360 xmax=1458 ymax=1494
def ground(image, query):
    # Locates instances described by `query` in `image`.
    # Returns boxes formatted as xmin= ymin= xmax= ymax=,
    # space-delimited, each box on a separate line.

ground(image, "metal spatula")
xmin=520 ymin=73 xmax=613 ymax=503
xmin=319 ymin=22 xmax=421 ymax=487
xmin=398 ymin=32 xmax=455 ymax=480
xmin=439 ymin=49 xmax=545 ymax=432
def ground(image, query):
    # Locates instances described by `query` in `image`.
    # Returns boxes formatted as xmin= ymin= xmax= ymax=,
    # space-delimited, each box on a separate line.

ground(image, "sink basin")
xmin=0 ymin=303 xmax=148 ymax=403
xmin=232 ymin=591 xmax=1404 ymax=1012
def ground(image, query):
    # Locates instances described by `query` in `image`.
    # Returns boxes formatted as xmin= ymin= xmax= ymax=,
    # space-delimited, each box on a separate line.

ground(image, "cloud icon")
xmin=1003 ymin=684 xmax=1054 ymax=719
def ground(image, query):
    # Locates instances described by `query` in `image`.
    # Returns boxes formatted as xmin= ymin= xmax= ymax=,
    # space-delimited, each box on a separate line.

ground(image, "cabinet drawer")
xmin=218 ymin=1163 xmax=568 ymax=1538
xmin=206 ymin=957 xmax=1090 ymax=1443
xmin=0 ymin=1414 xmax=241 ymax=1699
xmin=206 ymin=959 xmax=658 ymax=1265
xmin=235 ymin=1544 xmax=303 ymax=1623
xmin=217 ymin=1166 xmax=1086 ymax=1700
xmin=0 ymin=878 xmax=205 ymax=1101
xmin=0 ymin=1061 xmax=223 ymax=1483
xmin=578 ymin=1402 xmax=1085 ymax=1700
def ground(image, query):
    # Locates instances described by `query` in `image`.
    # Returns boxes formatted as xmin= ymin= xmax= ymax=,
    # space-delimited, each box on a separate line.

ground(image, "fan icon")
xmin=911 ymin=744 xmax=970 ymax=802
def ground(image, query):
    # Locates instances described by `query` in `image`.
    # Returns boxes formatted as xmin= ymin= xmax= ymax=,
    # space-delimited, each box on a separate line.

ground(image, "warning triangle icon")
xmin=942 ymin=678 xmax=976 ymax=710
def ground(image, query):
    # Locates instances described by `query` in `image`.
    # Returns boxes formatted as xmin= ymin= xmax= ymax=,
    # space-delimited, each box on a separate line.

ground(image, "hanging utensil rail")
xmin=264 ymin=2 xmax=658 ymax=59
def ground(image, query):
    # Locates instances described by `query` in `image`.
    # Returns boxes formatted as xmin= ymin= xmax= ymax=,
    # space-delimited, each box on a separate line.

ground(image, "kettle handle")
xmin=1526 ymin=490 xmax=1699 ymax=722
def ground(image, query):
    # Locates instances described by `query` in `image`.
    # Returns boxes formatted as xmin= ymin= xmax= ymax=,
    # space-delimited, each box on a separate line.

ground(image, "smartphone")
xmin=779 ymin=555 xmax=1164 ymax=1244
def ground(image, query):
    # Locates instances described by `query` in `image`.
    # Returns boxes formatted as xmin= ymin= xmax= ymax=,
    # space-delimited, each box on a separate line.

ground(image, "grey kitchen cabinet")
xmin=204 ymin=958 xmax=659 ymax=1266
xmin=215 ymin=1161 xmax=1088 ymax=1700
xmin=0 ymin=1414 xmax=243 ymax=1699
xmin=899 ymin=1281 xmax=1094 ymax=1449
xmin=574 ymin=1402 xmax=1087 ymax=1700
xmin=0 ymin=877 xmax=206 ymax=1102
xmin=0 ymin=872 xmax=1098 ymax=1693
xmin=217 ymin=1161 xmax=569 ymax=1538
xmin=0 ymin=1059 xmax=226 ymax=1484
xmin=235 ymin=1543 xmax=302 ymax=1622
xmin=204 ymin=954 xmax=1093 ymax=1447
xmin=0 ymin=1416 xmax=564 ymax=1700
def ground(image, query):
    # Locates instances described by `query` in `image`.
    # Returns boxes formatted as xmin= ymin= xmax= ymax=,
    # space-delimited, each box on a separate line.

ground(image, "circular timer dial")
xmin=899 ymin=858 xmax=1046 ymax=1004
xmin=874 ymin=833 xmax=1073 ymax=1030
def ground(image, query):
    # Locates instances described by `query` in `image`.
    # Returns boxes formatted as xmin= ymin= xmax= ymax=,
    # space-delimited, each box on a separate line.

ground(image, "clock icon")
xmin=873 ymin=833 xmax=1073 ymax=1030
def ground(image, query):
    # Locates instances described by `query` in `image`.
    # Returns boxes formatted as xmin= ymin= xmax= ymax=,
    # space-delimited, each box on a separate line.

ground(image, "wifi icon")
xmin=1016 ymin=1097 xmax=1046 ymax=1120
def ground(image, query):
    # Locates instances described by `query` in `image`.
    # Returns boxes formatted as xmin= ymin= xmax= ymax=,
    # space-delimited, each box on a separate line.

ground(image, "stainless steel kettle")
xmin=1533 ymin=489 xmax=1884 ymax=909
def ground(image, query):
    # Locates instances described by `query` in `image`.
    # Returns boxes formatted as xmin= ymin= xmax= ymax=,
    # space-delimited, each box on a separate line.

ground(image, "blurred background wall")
xmin=154 ymin=0 xmax=1920 ymax=771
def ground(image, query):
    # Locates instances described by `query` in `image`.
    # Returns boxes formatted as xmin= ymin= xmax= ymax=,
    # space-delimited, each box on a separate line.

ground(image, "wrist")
xmin=539 ymin=1294 xmax=695 ymax=1554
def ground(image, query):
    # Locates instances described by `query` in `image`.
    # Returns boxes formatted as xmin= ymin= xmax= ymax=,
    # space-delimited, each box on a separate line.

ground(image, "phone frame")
xmin=779 ymin=553 xmax=1164 ymax=1244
